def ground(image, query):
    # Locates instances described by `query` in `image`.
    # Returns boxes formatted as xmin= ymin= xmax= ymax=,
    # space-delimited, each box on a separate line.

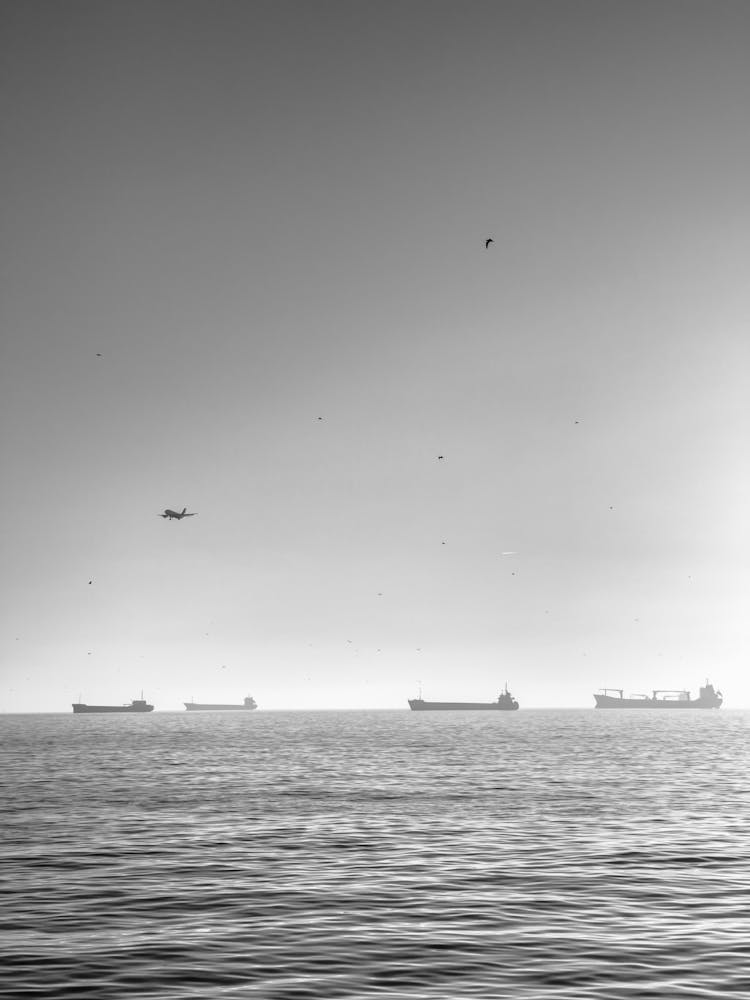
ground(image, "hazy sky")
xmin=2 ymin=0 xmax=748 ymax=711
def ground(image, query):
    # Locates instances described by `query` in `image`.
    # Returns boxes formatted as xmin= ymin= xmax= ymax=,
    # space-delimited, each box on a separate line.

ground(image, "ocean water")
xmin=1 ymin=708 xmax=749 ymax=999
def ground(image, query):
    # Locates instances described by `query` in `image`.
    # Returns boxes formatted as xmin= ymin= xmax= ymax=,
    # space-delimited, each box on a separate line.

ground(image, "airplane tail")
xmin=181 ymin=508 xmax=187 ymax=515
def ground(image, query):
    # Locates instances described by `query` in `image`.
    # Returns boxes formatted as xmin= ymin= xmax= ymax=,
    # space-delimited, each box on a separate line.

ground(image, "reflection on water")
xmin=1 ymin=709 xmax=749 ymax=998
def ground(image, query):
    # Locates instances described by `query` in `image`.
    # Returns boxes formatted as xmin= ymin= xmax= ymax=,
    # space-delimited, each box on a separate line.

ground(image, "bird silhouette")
xmin=437 ymin=455 xmax=444 ymax=460
xmin=485 ymin=238 xmax=494 ymax=248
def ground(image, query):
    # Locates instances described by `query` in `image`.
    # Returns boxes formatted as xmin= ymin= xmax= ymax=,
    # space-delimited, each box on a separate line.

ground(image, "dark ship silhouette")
xmin=184 ymin=696 xmax=257 ymax=711
xmin=72 ymin=695 xmax=153 ymax=714
xmin=594 ymin=681 xmax=722 ymax=709
xmin=409 ymin=684 xmax=519 ymax=711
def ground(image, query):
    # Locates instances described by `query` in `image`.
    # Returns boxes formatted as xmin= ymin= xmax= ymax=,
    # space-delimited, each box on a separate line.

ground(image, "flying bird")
xmin=437 ymin=455 xmax=444 ymax=460
xmin=485 ymin=238 xmax=494 ymax=248
xmin=159 ymin=508 xmax=197 ymax=519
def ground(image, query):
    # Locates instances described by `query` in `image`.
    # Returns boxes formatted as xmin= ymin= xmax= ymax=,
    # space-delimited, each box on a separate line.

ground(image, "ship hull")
xmin=184 ymin=703 xmax=257 ymax=711
xmin=594 ymin=694 xmax=719 ymax=709
xmin=408 ymin=700 xmax=518 ymax=711
xmin=72 ymin=703 xmax=153 ymax=713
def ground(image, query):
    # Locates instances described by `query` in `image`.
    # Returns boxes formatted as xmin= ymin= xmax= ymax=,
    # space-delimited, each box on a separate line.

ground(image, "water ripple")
xmin=1 ymin=709 xmax=749 ymax=997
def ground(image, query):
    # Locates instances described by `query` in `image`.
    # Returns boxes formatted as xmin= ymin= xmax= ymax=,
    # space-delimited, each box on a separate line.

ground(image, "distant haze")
xmin=1 ymin=1 xmax=748 ymax=711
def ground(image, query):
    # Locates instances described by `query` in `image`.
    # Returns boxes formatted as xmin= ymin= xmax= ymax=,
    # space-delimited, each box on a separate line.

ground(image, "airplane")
xmin=159 ymin=508 xmax=197 ymax=520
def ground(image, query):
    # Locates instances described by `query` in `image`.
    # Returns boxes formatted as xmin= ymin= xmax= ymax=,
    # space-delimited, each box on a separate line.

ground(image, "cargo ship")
xmin=594 ymin=681 xmax=722 ymax=709
xmin=184 ymin=696 xmax=257 ymax=711
xmin=409 ymin=684 xmax=519 ymax=711
xmin=72 ymin=695 xmax=154 ymax=714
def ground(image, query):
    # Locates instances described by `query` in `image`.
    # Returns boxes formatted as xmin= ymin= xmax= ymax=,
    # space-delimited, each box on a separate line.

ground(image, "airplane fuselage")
xmin=161 ymin=508 xmax=196 ymax=519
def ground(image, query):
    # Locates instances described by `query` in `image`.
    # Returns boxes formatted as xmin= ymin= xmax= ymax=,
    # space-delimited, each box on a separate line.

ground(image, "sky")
xmin=1 ymin=0 xmax=748 ymax=711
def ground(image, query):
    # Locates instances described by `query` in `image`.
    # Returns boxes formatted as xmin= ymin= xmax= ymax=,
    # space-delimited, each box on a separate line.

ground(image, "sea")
xmin=1 ymin=708 xmax=749 ymax=999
